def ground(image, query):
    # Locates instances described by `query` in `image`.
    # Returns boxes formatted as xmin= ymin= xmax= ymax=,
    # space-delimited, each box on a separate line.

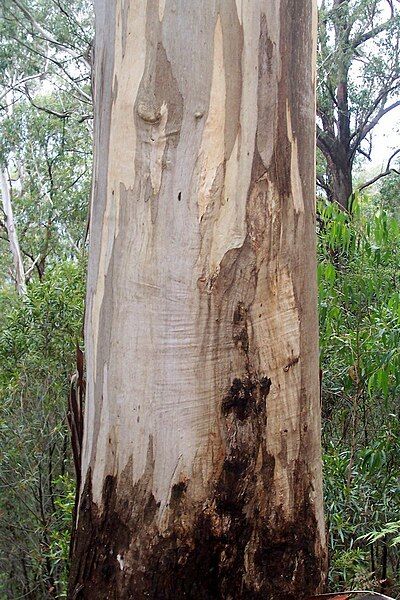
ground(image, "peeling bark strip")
xmin=69 ymin=1 xmax=326 ymax=598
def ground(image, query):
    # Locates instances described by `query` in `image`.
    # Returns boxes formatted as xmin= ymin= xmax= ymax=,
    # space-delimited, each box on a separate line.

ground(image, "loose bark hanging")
xmin=69 ymin=1 xmax=326 ymax=598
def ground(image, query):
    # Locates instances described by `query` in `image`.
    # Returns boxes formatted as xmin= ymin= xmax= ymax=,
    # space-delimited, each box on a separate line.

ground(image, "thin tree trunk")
xmin=69 ymin=1 xmax=326 ymax=598
xmin=381 ymin=535 xmax=388 ymax=588
xmin=1 ymin=168 xmax=26 ymax=295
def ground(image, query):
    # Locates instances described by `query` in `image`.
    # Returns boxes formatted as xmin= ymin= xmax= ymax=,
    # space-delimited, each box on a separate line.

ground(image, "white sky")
xmin=368 ymin=108 xmax=400 ymax=171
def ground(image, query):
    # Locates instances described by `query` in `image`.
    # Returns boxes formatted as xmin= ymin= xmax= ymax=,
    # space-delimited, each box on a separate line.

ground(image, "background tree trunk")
xmin=327 ymin=151 xmax=353 ymax=210
xmin=69 ymin=1 xmax=326 ymax=598
xmin=1 ymin=168 xmax=26 ymax=295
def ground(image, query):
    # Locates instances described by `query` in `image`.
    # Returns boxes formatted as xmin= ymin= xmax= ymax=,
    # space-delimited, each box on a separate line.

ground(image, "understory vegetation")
xmin=0 ymin=262 xmax=84 ymax=598
xmin=319 ymin=193 xmax=400 ymax=595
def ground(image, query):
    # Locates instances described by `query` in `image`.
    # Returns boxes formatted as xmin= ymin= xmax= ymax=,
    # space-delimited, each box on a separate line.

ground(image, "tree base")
xmin=310 ymin=592 xmax=396 ymax=600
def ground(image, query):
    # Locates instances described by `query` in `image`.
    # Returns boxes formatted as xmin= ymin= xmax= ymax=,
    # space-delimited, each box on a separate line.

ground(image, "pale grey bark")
xmin=1 ymin=169 xmax=26 ymax=295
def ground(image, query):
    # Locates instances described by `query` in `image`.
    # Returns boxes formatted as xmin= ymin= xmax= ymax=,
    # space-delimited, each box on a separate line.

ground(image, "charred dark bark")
xmin=69 ymin=372 xmax=325 ymax=600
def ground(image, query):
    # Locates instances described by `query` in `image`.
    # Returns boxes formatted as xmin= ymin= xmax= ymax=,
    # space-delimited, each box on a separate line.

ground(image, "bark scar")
xmin=283 ymin=356 xmax=299 ymax=372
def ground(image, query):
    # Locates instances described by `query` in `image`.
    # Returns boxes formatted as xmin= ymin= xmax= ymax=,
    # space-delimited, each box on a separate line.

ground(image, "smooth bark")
xmin=69 ymin=1 xmax=326 ymax=598
xmin=1 ymin=168 xmax=26 ymax=295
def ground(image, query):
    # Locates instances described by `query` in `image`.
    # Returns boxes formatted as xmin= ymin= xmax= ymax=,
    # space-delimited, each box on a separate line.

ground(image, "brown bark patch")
xmin=232 ymin=302 xmax=250 ymax=355
xmin=221 ymin=376 xmax=271 ymax=421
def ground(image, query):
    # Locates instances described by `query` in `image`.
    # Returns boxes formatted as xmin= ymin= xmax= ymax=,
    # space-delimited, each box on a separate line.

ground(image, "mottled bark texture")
xmin=69 ymin=1 xmax=326 ymax=598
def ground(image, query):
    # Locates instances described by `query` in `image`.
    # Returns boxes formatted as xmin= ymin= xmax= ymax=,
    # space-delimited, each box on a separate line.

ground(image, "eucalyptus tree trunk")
xmin=69 ymin=1 xmax=326 ymax=598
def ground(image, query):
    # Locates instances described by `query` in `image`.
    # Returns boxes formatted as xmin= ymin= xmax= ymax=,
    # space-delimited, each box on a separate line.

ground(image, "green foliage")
xmin=0 ymin=95 xmax=91 ymax=282
xmin=46 ymin=474 xmax=76 ymax=598
xmin=0 ymin=260 xmax=85 ymax=598
xmin=379 ymin=170 xmax=400 ymax=220
xmin=360 ymin=520 xmax=400 ymax=547
xmin=0 ymin=0 xmax=93 ymax=107
xmin=0 ymin=0 xmax=93 ymax=289
xmin=318 ymin=195 xmax=400 ymax=594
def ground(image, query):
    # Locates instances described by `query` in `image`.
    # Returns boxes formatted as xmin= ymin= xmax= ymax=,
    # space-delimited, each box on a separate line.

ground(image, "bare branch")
xmin=352 ymin=17 xmax=394 ymax=49
xmin=7 ymin=34 xmax=92 ymax=105
xmin=359 ymin=148 xmax=400 ymax=191
xmin=24 ymin=87 xmax=72 ymax=119
xmin=0 ymin=73 xmax=46 ymax=103
xmin=11 ymin=0 xmax=90 ymax=66
xmin=51 ymin=0 xmax=92 ymax=45
xmin=358 ymin=146 xmax=372 ymax=161
xmin=351 ymin=98 xmax=400 ymax=159
xmin=361 ymin=98 xmax=400 ymax=137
